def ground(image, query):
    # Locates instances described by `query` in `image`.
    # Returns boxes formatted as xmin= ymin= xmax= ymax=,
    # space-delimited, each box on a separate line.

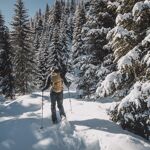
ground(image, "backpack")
xmin=51 ymin=72 xmax=63 ymax=93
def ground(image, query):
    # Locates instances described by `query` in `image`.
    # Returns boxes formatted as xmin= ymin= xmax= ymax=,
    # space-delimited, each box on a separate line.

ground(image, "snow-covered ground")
xmin=0 ymin=90 xmax=150 ymax=150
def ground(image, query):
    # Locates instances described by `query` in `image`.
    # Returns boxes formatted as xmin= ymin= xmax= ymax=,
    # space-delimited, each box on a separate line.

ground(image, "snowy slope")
xmin=0 ymin=90 xmax=150 ymax=150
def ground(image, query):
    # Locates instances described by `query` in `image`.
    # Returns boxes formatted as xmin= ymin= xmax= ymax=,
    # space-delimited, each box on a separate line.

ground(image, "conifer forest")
xmin=0 ymin=0 xmax=150 ymax=144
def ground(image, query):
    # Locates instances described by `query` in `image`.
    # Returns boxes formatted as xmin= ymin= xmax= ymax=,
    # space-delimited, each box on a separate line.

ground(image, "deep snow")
xmin=0 ymin=90 xmax=150 ymax=150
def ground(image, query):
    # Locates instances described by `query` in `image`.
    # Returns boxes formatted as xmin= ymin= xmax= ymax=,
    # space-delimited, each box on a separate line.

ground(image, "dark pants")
xmin=50 ymin=90 xmax=66 ymax=122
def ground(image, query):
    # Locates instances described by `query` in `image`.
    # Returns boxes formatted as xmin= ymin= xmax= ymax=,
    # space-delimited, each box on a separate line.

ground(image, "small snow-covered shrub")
xmin=110 ymin=81 xmax=150 ymax=140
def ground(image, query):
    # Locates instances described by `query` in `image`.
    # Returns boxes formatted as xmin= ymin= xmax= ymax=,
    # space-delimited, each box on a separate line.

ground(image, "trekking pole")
xmin=40 ymin=91 xmax=44 ymax=129
xmin=68 ymin=87 xmax=72 ymax=113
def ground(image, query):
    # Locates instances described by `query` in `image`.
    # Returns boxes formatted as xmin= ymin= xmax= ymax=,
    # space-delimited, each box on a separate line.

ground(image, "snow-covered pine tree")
xmin=41 ymin=0 xmax=74 ymax=77
xmin=48 ymin=24 xmax=66 ymax=73
xmin=34 ymin=9 xmax=43 ymax=32
xmin=38 ymin=36 xmax=50 ymax=87
xmin=44 ymin=3 xmax=50 ymax=24
xmin=84 ymin=0 xmax=90 ymax=11
xmin=97 ymin=1 xmax=140 ymax=98
xmin=72 ymin=4 xmax=86 ymax=62
xmin=32 ymin=9 xmax=45 ymax=88
xmin=59 ymin=9 xmax=70 ymax=72
xmin=37 ymin=1 xmax=65 ymax=87
xmin=37 ymin=18 xmax=53 ymax=88
xmin=0 ymin=13 xmax=14 ymax=99
xmin=75 ymin=0 xmax=115 ymax=98
xmin=37 ymin=2 xmax=63 ymax=87
xmin=97 ymin=0 xmax=150 ymax=96
xmin=96 ymin=0 xmax=150 ymax=139
xmin=71 ymin=3 xmax=88 ymax=97
xmin=67 ymin=0 xmax=76 ymax=44
xmin=53 ymin=0 xmax=63 ymax=24
xmin=0 ymin=12 xmax=6 ymax=95
xmin=11 ymin=0 xmax=34 ymax=94
xmin=83 ymin=0 xmax=115 ymax=62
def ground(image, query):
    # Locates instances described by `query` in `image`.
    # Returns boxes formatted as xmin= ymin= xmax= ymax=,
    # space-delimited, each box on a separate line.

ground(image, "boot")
xmin=52 ymin=114 xmax=58 ymax=124
xmin=52 ymin=119 xmax=58 ymax=124
xmin=60 ymin=113 xmax=66 ymax=121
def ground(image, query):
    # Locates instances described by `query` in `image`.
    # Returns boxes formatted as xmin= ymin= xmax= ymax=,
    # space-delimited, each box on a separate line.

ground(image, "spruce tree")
xmin=38 ymin=0 xmax=68 ymax=86
xmin=44 ymin=3 xmax=50 ymax=24
xmin=59 ymin=12 xmax=69 ymax=71
xmin=0 ymin=13 xmax=14 ymax=99
xmin=34 ymin=9 xmax=43 ymax=34
xmin=67 ymin=0 xmax=75 ymax=43
xmin=32 ymin=8 xmax=44 ymax=88
xmin=72 ymin=4 xmax=86 ymax=61
xmin=11 ymin=0 xmax=34 ymax=94
xmin=48 ymin=24 xmax=67 ymax=74
xmin=37 ymin=6 xmax=55 ymax=87
xmin=71 ymin=4 xmax=86 ymax=84
xmin=96 ymin=0 xmax=150 ymax=138
xmin=38 ymin=31 xmax=50 ymax=87
xmin=98 ymin=0 xmax=150 ymax=97
xmin=83 ymin=0 xmax=114 ymax=62
xmin=75 ymin=0 xmax=115 ymax=97
xmin=53 ymin=0 xmax=62 ymax=24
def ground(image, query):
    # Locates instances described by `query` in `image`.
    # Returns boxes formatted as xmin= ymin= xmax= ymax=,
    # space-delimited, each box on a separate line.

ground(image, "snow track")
xmin=0 ymin=91 xmax=150 ymax=150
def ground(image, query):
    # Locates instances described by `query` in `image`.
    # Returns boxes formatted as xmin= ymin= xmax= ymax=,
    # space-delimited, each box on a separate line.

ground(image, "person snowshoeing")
xmin=42 ymin=67 xmax=71 ymax=124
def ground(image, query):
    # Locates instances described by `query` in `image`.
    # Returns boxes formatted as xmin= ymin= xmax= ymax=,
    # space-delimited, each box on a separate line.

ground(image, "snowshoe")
xmin=60 ymin=115 xmax=66 ymax=121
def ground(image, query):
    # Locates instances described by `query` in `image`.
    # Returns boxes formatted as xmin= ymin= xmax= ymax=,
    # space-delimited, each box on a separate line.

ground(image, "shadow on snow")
xmin=70 ymin=118 xmax=150 ymax=144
